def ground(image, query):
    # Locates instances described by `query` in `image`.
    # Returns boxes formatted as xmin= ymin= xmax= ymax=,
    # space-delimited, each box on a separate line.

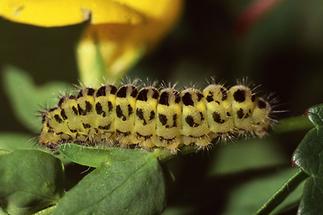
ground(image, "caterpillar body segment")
xmin=155 ymin=88 xmax=182 ymax=152
xmin=59 ymin=96 xmax=83 ymax=140
xmin=181 ymin=88 xmax=210 ymax=148
xmin=203 ymin=85 xmax=234 ymax=139
xmin=39 ymin=108 xmax=62 ymax=149
xmin=134 ymin=87 xmax=159 ymax=149
xmin=76 ymin=88 xmax=97 ymax=142
xmin=39 ymin=82 xmax=273 ymax=152
xmin=92 ymin=85 xmax=117 ymax=143
xmin=115 ymin=85 xmax=137 ymax=146
xmin=229 ymin=85 xmax=256 ymax=133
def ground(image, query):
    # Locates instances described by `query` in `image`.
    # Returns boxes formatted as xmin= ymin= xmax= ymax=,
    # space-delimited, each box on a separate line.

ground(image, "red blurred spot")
xmin=235 ymin=0 xmax=281 ymax=35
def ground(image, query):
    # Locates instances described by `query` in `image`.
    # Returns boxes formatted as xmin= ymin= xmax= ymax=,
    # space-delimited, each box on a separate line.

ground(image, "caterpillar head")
xmin=252 ymin=97 xmax=272 ymax=137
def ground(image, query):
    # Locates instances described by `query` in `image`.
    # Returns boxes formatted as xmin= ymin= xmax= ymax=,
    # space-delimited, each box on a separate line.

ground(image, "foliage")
xmin=1 ymin=69 xmax=167 ymax=214
xmin=292 ymin=105 xmax=323 ymax=215
xmin=0 ymin=65 xmax=320 ymax=214
xmin=224 ymin=169 xmax=304 ymax=215
xmin=3 ymin=66 xmax=70 ymax=133
xmin=0 ymin=150 xmax=63 ymax=215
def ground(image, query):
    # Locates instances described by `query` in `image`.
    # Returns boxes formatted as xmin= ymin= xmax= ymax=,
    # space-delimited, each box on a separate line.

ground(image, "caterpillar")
xmin=39 ymin=82 xmax=272 ymax=153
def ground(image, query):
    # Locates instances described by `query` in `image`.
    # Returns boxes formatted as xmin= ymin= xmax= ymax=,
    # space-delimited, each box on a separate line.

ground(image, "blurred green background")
xmin=0 ymin=0 xmax=322 ymax=214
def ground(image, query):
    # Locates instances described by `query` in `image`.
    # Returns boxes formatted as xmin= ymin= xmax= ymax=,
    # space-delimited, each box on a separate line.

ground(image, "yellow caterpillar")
xmin=39 ymin=83 xmax=272 ymax=153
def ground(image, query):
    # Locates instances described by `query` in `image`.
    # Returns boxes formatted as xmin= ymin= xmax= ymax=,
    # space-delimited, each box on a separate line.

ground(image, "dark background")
xmin=0 ymin=0 xmax=322 ymax=214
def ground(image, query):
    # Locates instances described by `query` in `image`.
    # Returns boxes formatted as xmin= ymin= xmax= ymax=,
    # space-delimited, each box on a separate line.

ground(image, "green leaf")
xmin=298 ymin=176 xmax=323 ymax=215
xmin=293 ymin=127 xmax=323 ymax=176
xmin=0 ymin=208 xmax=9 ymax=215
xmin=292 ymin=104 xmax=323 ymax=215
xmin=0 ymin=150 xmax=64 ymax=215
xmin=208 ymin=139 xmax=287 ymax=175
xmin=33 ymin=206 xmax=56 ymax=215
xmin=307 ymin=104 xmax=323 ymax=127
xmin=223 ymin=168 xmax=304 ymax=215
xmin=53 ymin=152 xmax=165 ymax=215
xmin=292 ymin=116 xmax=323 ymax=214
xmin=256 ymin=170 xmax=308 ymax=215
xmin=0 ymin=133 xmax=37 ymax=152
xmin=58 ymin=143 xmax=148 ymax=168
xmin=3 ymin=66 xmax=70 ymax=132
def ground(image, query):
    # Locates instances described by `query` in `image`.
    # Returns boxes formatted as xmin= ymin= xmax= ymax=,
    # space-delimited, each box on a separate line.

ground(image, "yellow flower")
xmin=0 ymin=0 xmax=183 ymax=86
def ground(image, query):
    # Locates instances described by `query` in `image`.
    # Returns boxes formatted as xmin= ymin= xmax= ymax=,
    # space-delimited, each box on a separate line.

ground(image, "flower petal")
xmin=77 ymin=0 xmax=183 ymax=86
xmin=0 ymin=0 xmax=144 ymax=27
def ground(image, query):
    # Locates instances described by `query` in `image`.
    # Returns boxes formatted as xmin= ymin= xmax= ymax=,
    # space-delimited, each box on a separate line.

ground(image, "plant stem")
xmin=77 ymin=32 xmax=106 ymax=87
xmin=273 ymin=115 xmax=312 ymax=134
xmin=157 ymin=115 xmax=313 ymax=161
xmin=256 ymin=169 xmax=308 ymax=215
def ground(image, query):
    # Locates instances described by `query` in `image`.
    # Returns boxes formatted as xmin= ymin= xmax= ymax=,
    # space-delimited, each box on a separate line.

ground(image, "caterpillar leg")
xmin=134 ymin=133 xmax=156 ymax=149
xmin=156 ymin=136 xmax=181 ymax=154
xmin=182 ymin=135 xmax=211 ymax=148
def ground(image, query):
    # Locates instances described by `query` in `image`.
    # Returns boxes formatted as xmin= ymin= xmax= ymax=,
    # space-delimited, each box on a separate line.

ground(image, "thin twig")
xmin=273 ymin=115 xmax=312 ymax=134
xmin=256 ymin=169 xmax=308 ymax=215
xmin=157 ymin=115 xmax=313 ymax=161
